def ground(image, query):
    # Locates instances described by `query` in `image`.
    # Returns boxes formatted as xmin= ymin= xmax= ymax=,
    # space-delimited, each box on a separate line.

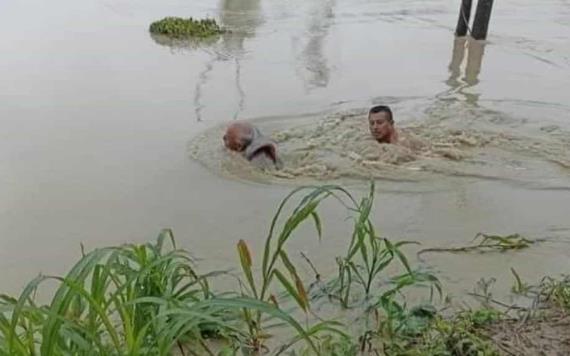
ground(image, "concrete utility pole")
xmin=471 ymin=0 xmax=494 ymax=40
xmin=455 ymin=0 xmax=494 ymax=40
xmin=455 ymin=0 xmax=473 ymax=37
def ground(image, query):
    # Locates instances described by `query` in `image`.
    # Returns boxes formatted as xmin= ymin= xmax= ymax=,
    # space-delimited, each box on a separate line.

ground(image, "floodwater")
xmin=1 ymin=0 xmax=570 ymax=305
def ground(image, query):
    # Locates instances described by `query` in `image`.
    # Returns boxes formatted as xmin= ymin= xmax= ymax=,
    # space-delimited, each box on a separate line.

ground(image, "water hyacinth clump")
xmin=149 ymin=17 xmax=223 ymax=39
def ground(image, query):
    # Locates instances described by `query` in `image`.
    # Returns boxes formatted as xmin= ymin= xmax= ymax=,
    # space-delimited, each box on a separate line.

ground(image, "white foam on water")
xmin=189 ymin=104 xmax=570 ymax=188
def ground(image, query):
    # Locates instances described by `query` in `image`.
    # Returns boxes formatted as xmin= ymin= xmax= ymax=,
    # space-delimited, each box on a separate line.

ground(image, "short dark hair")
xmin=368 ymin=105 xmax=393 ymax=123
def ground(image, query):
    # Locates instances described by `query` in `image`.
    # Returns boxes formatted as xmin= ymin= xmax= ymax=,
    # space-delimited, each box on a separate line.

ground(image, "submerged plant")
xmin=233 ymin=184 xmax=365 ymax=353
xmin=231 ymin=182 xmax=439 ymax=353
xmin=149 ymin=17 xmax=223 ymax=39
xmin=326 ymin=182 xmax=441 ymax=310
xmin=510 ymin=267 xmax=530 ymax=295
xmin=418 ymin=233 xmax=540 ymax=257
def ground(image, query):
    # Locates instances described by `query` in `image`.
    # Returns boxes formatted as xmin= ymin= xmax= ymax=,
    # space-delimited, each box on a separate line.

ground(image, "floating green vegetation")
xmin=149 ymin=17 xmax=223 ymax=39
xmin=418 ymin=233 xmax=541 ymax=257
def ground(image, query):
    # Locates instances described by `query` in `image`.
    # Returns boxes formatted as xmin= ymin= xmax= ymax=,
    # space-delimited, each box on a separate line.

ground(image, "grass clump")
xmin=0 ymin=229 xmax=228 ymax=355
xmin=538 ymin=275 xmax=570 ymax=310
xmin=149 ymin=17 xmax=223 ymax=39
xmin=406 ymin=309 xmax=501 ymax=356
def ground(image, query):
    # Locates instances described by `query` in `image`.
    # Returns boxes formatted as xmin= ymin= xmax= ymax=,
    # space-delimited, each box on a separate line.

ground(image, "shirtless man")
xmin=223 ymin=121 xmax=282 ymax=168
xmin=368 ymin=105 xmax=426 ymax=151
xmin=368 ymin=105 xmax=398 ymax=144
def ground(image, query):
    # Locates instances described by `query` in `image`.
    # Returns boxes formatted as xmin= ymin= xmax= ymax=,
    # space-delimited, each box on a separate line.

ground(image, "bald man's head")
xmin=223 ymin=121 xmax=255 ymax=152
xmin=223 ymin=121 xmax=281 ymax=167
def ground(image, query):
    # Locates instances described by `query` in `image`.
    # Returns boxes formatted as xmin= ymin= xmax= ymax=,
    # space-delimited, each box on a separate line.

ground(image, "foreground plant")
xmin=237 ymin=182 xmax=442 ymax=354
xmin=0 ymin=183 xmax=477 ymax=356
xmin=0 ymin=230 xmax=226 ymax=356
xmin=329 ymin=184 xmax=441 ymax=309
xmin=234 ymin=184 xmax=365 ymax=353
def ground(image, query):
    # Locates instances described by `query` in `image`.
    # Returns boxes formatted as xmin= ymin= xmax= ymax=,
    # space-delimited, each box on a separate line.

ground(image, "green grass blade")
xmin=237 ymin=240 xmax=258 ymax=298
xmin=310 ymin=211 xmax=323 ymax=241
xmin=273 ymin=270 xmax=308 ymax=312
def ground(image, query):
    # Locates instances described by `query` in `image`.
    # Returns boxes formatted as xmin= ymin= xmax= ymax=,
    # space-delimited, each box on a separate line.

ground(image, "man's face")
xmin=368 ymin=112 xmax=393 ymax=143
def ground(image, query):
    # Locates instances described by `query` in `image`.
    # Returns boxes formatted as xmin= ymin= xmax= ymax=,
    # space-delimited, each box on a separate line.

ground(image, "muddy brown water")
xmin=1 ymin=0 xmax=570 ymax=305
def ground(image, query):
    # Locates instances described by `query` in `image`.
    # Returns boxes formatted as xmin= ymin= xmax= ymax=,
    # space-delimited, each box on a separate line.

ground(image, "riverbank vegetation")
xmin=1 ymin=183 xmax=568 ymax=355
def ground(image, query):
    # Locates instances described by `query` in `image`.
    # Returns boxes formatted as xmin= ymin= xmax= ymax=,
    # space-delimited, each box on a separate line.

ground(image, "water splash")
xmin=189 ymin=103 xmax=570 ymax=188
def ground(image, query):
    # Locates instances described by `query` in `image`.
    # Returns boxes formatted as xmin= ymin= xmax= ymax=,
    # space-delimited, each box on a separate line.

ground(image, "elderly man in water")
xmin=223 ymin=121 xmax=282 ymax=168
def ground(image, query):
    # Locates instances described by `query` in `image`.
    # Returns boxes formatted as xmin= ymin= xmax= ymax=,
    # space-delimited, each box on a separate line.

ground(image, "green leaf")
xmin=237 ymin=240 xmax=257 ymax=298
xmin=273 ymin=270 xmax=308 ymax=312
xmin=310 ymin=211 xmax=323 ymax=241
xmin=386 ymin=239 xmax=412 ymax=273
